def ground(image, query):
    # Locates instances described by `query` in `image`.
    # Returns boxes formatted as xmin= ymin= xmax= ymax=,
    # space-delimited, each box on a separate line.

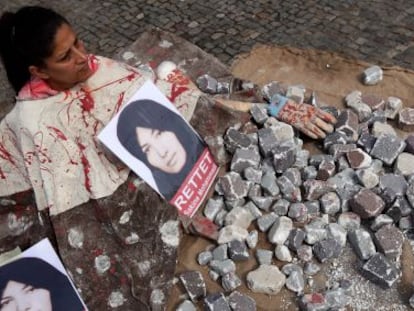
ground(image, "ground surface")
xmin=1 ymin=0 xmax=414 ymax=106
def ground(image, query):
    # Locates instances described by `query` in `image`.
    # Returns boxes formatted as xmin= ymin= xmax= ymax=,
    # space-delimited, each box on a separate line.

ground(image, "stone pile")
xmin=176 ymin=82 xmax=414 ymax=310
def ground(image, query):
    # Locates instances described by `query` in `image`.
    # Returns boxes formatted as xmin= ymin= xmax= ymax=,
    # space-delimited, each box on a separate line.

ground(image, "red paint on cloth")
xmin=77 ymin=142 xmax=92 ymax=193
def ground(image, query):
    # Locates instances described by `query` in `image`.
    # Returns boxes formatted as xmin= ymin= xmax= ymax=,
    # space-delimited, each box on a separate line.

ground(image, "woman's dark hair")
xmin=117 ymin=99 xmax=205 ymax=200
xmin=0 ymin=257 xmax=84 ymax=310
xmin=0 ymin=6 xmax=69 ymax=92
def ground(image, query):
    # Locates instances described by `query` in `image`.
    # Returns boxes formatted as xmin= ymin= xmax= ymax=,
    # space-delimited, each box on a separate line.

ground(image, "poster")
xmin=98 ymin=80 xmax=218 ymax=217
xmin=0 ymin=238 xmax=87 ymax=310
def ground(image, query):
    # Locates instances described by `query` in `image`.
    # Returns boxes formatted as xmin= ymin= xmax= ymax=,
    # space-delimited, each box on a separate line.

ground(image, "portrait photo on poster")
xmin=0 ymin=238 xmax=87 ymax=311
xmin=98 ymin=81 xmax=218 ymax=217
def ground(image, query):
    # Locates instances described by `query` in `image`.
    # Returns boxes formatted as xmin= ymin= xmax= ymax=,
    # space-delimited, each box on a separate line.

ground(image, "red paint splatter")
xmin=79 ymin=88 xmax=94 ymax=112
xmin=310 ymin=293 xmax=325 ymax=304
xmin=0 ymin=142 xmax=16 ymax=165
xmin=77 ymin=141 xmax=92 ymax=193
xmin=92 ymin=249 xmax=103 ymax=256
xmin=114 ymin=92 xmax=125 ymax=113
xmin=168 ymin=84 xmax=189 ymax=104
xmin=47 ymin=126 xmax=67 ymax=141
xmin=127 ymin=181 xmax=136 ymax=191
xmin=120 ymin=276 xmax=128 ymax=285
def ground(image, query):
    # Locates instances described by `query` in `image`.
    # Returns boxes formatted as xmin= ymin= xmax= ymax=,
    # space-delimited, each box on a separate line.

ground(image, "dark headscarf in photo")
xmin=116 ymin=99 xmax=205 ymax=200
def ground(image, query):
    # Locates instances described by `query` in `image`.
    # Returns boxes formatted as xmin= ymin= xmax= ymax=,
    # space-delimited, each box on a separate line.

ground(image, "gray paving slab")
xmin=1 ymin=0 xmax=414 ymax=105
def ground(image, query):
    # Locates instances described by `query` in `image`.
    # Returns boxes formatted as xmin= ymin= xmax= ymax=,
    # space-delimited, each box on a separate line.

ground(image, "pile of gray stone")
xmin=176 ymin=81 xmax=414 ymax=311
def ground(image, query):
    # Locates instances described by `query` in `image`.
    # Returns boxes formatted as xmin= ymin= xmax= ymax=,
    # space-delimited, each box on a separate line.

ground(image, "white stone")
xmin=159 ymin=220 xmax=180 ymax=247
xmin=394 ymin=152 xmax=414 ymax=176
xmin=327 ymin=223 xmax=347 ymax=247
xmin=384 ymin=96 xmax=403 ymax=119
xmin=371 ymin=121 xmax=397 ymax=137
xmin=267 ymin=216 xmax=293 ymax=245
xmin=225 ymin=207 xmax=254 ymax=229
xmin=108 ymin=291 xmax=126 ymax=308
xmin=68 ymin=227 xmax=84 ymax=249
xmin=246 ymin=264 xmax=286 ymax=295
xmin=217 ymin=225 xmax=249 ymax=244
xmin=156 ymin=60 xmax=177 ymax=80
xmin=94 ymin=254 xmax=111 ymax=274
xmin=275 ymin=244 xmax=292 ymax=262
xmin=356 ymin=168 xmax=379 ymax=189
xmin=345 ymin=90 xmax=372 ymax=122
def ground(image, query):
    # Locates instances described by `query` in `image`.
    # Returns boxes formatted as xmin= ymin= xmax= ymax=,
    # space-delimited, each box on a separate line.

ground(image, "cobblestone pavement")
xmin=1 ymin=0 xmax=414 ymax=103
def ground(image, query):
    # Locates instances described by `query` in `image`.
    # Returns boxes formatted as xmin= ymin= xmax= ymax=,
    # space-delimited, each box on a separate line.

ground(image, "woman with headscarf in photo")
xmin=0 ymin=257 xmax=85 ymax=311
xmin=116 ymin=99 xmax=206 ymax=200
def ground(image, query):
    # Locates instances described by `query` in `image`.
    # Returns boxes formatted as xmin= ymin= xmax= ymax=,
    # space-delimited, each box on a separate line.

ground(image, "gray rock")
xmin=217 ymin=225 xmax=249 ymax=244
xmin=297 ymin=244 xmax=314 ymax=262
xmin=243 ymin=201 xmax=263 ymax=220
xmin=335 ymin=108 xmax=359 ymax=141
xmin=304 ymin=262 xmax=321 ymax=276
xmin=243 ymin=167 xmax=263 ymax=184
xmin=246 ymin=230 xmax=259 ymax=249
xmin=370 ymin=133 xmax=406 ymax=166
xmin=224 ymin=127 xmax=252 ymax=154
xmin=230 ymin=147 xmax=261 ymax=173
xmin=179 ymin=271 xmax=206 ymax=302
xmin=197 ymin=251 xmax=213 ymax=266
xmin=221 ymin=272 xmax=242 ymax=292
xmin=302 ymin=166 xmax=318 ymax=180
xmin=271 ymin=198 xmax=290 ymax=216
xmin=313 ymin=238 xmax=342 ymax=263
xmin=257 ymin=212 xmax=278 ymax=232
xmin=370 ymin=214 xmax=394 ymax=231
xmin=361 ymin=253 xmax=400 ymax=288
xmin=348 ymin=229 xmax=376 ymax=260
xmin=212 ymin=244 xmax=228 ymax=261
xmin=327 ymin=223 xmax=347 ymax=247
xmin=256 ymin=249 xmax=273 ymax=265
xmin=225 ymin=206 xmax=254 ymax=229
xmin=319 ymin=192 xmax=341 ymax=215
xmin=228 ymin=291 xmax=256 ymax=311
xmin=287 ymin=228 xmax=306 ymax=251
xmin=209 ymin=259 xmax=236 ymax=276
xmin=204 ymin=196 xmax=225 ymax=221
xmin=250 ymin=196 xmax=274 ymax=212
xmin=337 ymin=212 xmax=361 ymax=231
xmin=204 ymin=293 xmax=231 ymax=311
xmin=218 ymin=172 xmax=251 ymax=200
xmin=374 ymin=224 xmax=404 ymax=260
xmin=228 ymin=240 xmax=249 ymax=261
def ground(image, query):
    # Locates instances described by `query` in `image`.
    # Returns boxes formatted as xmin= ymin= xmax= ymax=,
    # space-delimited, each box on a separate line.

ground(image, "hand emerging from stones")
xmin=267 ymin=95 xmax=337 ymax=139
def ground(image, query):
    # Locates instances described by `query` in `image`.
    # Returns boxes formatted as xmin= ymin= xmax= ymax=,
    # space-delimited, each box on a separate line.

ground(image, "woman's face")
xmin=30 ymin=23 xmax=93 ymax=91
xmin=135 ymin=127 xmax=187 ymax=174
xmin=0 ymin=280 xmax=52 ymax=311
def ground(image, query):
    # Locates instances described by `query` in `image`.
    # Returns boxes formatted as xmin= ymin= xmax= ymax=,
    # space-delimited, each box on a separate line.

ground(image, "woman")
xmin=0 ymin=257 xmax=85 ymax=310
xmin=116 ymin=99 xmax=205 ymax=200
xmin=0 ymin=6 xmax=200 ymax=216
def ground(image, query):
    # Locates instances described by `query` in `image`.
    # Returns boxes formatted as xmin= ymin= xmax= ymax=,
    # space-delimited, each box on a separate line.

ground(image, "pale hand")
xmin=269 ymin=99 xmax=337 ymax=139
